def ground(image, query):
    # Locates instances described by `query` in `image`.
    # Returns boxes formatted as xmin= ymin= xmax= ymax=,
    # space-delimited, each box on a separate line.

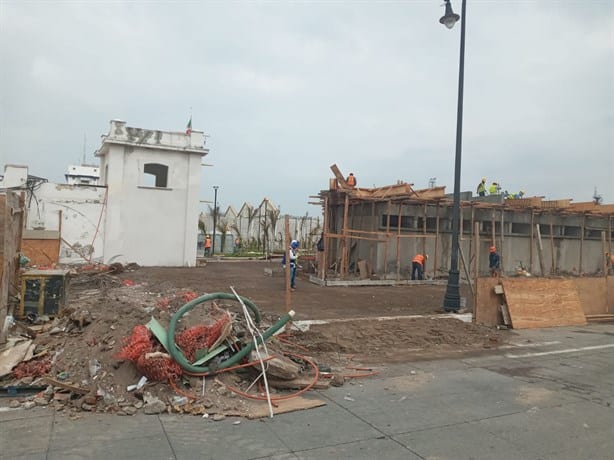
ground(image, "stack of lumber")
xmin=504 ymin=197 xmax=543 ymax=208
xmin=540 ymin=199 xmax=571 ymax=209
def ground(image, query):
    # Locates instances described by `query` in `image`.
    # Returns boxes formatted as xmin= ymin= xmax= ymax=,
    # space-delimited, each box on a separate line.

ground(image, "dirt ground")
xmin=116 ymin=260 xmax=506 ymax=363
xmin=1 ymin=260 xmax=508 ymax=418
xmin=118 ymin=260 xmax=474 ymax=319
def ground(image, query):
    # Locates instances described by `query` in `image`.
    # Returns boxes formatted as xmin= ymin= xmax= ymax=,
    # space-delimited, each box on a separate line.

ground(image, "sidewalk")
xmin=2 ymin=324 xmax=614 ymax=459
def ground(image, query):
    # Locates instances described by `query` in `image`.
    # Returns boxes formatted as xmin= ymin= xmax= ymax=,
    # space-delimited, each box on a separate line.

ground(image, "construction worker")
xmin=204 ymin=234 xmax=212 ymax=256
xmin=489 ymin=246 xmax=501 ymax=277
xmin=476 ymin=178 xmax=487 ymax=197
xmin=508 ymin=190 xmax=525 ymax=200
xmin=488 ymin=182 xmax=499 ymax=195
xmin=287 ymin=240 xmax=300 ymax=290
xmin=411 ymin=253 xmax=428 ymax=280
xmin=346 ymin=173 xmax=357 ymax=188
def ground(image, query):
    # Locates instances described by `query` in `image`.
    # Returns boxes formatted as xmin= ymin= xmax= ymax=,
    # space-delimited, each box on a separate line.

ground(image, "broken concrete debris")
xmin=0 ymin=265 xmax=364 ymax=418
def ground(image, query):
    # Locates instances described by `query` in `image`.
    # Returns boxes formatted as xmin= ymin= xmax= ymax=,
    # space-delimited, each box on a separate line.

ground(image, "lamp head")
xmin=440 ymin=0 xmax=460 ymax=29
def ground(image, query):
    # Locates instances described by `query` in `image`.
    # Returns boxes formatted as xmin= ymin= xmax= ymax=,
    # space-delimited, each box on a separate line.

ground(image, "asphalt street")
xmin=2 ymin=324 xmax=614 ymax=460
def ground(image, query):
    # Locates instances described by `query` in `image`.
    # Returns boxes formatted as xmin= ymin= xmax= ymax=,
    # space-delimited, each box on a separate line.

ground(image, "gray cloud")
xmin=1 ymin=1 xmax=612 ymax=214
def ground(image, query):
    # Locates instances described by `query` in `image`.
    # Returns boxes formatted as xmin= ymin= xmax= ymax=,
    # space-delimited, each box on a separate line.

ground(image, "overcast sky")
xmin=1 ymin=0 xmax=612 ymax=216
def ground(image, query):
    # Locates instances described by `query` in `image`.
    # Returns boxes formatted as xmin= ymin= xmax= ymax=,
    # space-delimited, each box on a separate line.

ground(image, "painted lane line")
xmin=499 ymin=341 xmax=561 ymax=350
xmin=291 ymin=313 xmax=473 ymax=331
xmin=506 ymin=343 xmax=614 ymax=359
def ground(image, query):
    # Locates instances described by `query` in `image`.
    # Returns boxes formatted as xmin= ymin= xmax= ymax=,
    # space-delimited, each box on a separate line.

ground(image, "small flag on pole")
xmin=186 ymin=116 xmax=192 ymax=134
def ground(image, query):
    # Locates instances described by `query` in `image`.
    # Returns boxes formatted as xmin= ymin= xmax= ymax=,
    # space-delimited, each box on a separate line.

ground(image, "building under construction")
xmin=314 ymin=165 xmax=614 ymax=282
xmin=312 ymin=166 xmax=614 ymax=328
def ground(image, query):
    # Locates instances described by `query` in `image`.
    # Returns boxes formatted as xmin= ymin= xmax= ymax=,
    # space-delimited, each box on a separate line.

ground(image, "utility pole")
xmin=212 ymin=186 xmax=219 ymax=255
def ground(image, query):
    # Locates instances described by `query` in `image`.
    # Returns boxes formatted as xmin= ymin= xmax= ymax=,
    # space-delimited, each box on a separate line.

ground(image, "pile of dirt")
xmin=1 ymin=263 xmax=507 ymax=418
xmin=288 ymin=317 xmax=503 ymax=364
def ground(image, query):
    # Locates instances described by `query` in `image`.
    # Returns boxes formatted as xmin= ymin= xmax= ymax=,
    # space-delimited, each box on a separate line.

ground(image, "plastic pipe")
xmin=167 ymin=292 xmax=293 ymax=374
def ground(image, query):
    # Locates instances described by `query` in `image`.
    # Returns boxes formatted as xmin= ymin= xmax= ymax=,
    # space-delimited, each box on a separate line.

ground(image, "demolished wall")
xmin=23 ymin=183 xmax=107 ymax=264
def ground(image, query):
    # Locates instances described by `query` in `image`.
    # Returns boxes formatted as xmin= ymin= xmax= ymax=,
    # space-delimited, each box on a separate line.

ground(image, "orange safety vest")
xmin=347 ymin=175 xmax=356 ymax=187
xmin=204 ymin=238 xmax=212 ymax=249
xmin=412 ymin=254 xmax=425 ymax=265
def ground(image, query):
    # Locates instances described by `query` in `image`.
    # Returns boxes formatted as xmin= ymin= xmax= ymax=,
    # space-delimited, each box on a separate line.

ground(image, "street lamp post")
xmin=440 ymin=0 xmax=466 ymax=313
xmin=212 ymin=186 xmax=219 ymax=255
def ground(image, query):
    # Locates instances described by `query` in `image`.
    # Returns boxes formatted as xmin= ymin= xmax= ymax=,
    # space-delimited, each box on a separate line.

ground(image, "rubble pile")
xmin=1 ymin=264 xmax=505 ymax=419
xmin=0 ymin=267 xmax=356 ymax=419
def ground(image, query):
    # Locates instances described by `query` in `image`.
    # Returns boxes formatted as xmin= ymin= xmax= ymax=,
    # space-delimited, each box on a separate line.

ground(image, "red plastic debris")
xmin=122 ymin=279 xmax=136 ymax=287
xmin=13 ymin=358 xmax=52 ymax=379
xmin=180 ymin=291 xmax=198 ymax=303
xmin=156 ymin=297 xmax=170 ymax=309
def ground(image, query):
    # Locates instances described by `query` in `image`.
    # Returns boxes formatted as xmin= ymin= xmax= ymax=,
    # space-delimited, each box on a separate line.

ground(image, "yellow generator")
xmin=19 ymin=269 xmax=70 ymax=318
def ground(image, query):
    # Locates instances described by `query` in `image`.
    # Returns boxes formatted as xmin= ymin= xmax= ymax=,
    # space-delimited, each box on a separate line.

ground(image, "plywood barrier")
xmin=573 ymin=277 xmax=607 ymax=316
xmin=474 ymin=277 xmax=501 ymax=326
xmin=22 ymin=239 xmax=60 ymax=266
xmin=477 ymin=276 xmax=612 ymax=327
xmin=501 ymin=278 xmax=587 ymax=329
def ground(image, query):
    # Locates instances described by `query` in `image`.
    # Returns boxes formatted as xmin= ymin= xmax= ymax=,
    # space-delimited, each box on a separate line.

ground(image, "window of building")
xmin=585 ymin=229 xmax=603 ymax=239
xmin=427 ymin=217 xmax=439 ymax=231
xmin=512 ymin=223 xmax=531 ymax=235
xmin=381 ymin=214 xmax=413 ymax=229
xmin=462 ymin=220 xmax=472 ymax=234
xmin=563 ymin=226 xmax=581 ymax=237
xmin=143 ymin=163 xmax=169 ymax=188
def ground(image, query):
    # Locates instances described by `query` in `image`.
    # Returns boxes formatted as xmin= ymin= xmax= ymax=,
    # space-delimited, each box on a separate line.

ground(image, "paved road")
xmin=2 ymin=324 xmax=614 ymax=459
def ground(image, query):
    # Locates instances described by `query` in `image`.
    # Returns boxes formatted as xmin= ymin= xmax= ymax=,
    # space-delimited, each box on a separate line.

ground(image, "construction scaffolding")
xmin=311 ymin=165 xmax=614 ymax=284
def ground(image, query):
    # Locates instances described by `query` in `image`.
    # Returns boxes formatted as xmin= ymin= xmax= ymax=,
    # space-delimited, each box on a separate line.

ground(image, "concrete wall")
xmin=24 ymin=183 xmax=106 ymax=264
xmin=328 ymin=199 xmax=613 ymax=278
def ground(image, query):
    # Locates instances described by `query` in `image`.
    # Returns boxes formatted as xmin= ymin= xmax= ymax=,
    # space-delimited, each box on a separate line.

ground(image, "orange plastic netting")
xmin=175 ymin=314 xmax=231 ymax=362
xmin=135 ymin=353 xmax=183 ymax=382
xmin=115 ymin=314 xmax=232 ymax=382
xmin=115 ymin=325 xmax=154 ymax=361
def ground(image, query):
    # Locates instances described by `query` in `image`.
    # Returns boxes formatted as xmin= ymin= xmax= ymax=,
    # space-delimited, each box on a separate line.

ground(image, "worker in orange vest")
xmin=204 ymin=234 xmax=212 ymax=256
xmin=346 ymin=173 xmax=357 ymax=187
xmin=411 ymin=253 xmax=428 ymax=280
